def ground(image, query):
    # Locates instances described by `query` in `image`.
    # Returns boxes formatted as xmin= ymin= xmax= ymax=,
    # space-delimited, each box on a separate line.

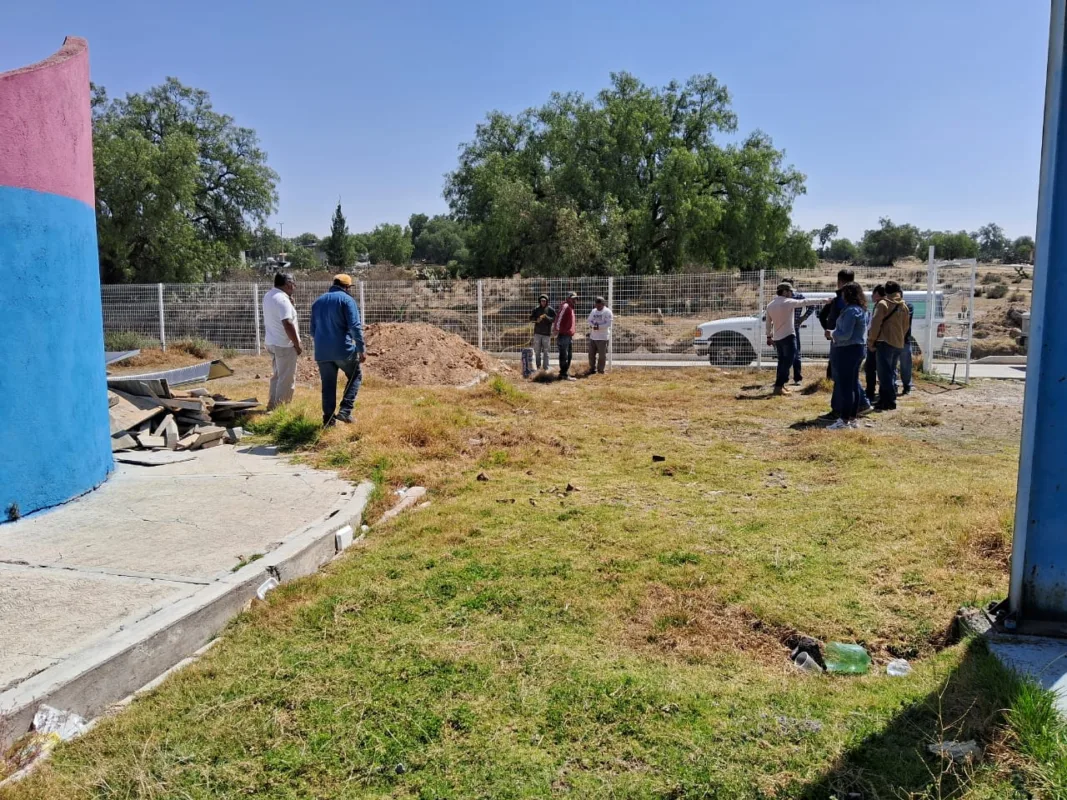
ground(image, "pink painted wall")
xmin=0 ymin=36 xmax=94 ymax=206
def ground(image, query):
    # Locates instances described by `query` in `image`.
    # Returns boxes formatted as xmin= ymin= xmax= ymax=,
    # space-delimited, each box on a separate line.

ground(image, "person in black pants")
xmin=818 ymin=269 xmax=854 ymax=380
xmin=864 ymin=285 xmax=885 ymax=399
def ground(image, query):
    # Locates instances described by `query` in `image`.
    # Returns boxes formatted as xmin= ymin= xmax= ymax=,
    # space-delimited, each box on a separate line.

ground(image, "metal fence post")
xmin=965 ymin=260 xmax=977 ymax=383
xmin=925 ymin=246 xmax=936 ymax=371
xmin=477 ymin=280 xmax=484 ymax=351
xmin=157 ymin=283 xmax=166 ymax=352
xmin=607 ymin=276 xmax=614 ymax=370
xmin=252 ymin=283 xmax=261 ymax=355
xmin=756 ymin=270 xmax=765 ymax=370
xmin=358 ymin=280 xmax=366 ymax=320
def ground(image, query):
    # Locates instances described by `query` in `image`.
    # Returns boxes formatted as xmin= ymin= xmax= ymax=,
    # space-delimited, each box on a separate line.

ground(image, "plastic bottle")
xmin=886 ymin=658 xmax=912 ymax=677
xmin=823 ymin=642 xmax=871 ymax=674
xmin=793 ymin=652 xmax=824 ymax=674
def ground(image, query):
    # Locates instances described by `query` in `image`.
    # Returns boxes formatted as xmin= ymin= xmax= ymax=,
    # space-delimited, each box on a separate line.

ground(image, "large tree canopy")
xmin=93 ymin=79 xmax=278 ymax=283
xmin=445 ymin=72 xmax=810 ymax=277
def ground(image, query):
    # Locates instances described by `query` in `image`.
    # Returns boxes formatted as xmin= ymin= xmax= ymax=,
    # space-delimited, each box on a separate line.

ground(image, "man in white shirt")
xmin=586 ymin=296 xmax=613 ymax=375
xmin=263 ymin=272 xmax=302 ymax=410
xmin=765 ymin=282 xmax=825 ymax=395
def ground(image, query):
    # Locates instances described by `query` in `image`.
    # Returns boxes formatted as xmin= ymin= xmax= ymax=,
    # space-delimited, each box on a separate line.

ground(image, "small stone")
xmin=476 ymin=472 xmax=489 ymax=482
xmin=565 ymin=483 xmax=579 ymax=492
xmin=395 ymin=763 xmax=407 ymax=774
xmin=529 ymin=498 xmax=537 ymax=506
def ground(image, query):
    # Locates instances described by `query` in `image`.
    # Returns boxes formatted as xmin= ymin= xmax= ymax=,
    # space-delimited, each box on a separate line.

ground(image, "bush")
xmin=1010 ymin=291 xmax=1025 ymax=302
xmin=982 ymin=272 xmax=1006 ymax=285
xmin=987 ymin=284 xmax=1009 ymax=299
xmin=104 ymin=331 xmax=161 ymax=351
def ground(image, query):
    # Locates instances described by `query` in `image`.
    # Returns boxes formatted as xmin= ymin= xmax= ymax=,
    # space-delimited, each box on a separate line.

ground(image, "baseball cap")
xmin=334 ymin=274 xmax=353 ymax=287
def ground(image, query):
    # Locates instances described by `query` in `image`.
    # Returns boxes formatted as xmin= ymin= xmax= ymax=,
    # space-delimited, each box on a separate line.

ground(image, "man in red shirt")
xmin=553 ymin=291 xmax=578 ymax=381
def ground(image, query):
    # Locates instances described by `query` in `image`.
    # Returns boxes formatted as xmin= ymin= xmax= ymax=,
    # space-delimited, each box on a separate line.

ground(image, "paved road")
xmin=596 ymin=359 xmax=1026 ymax=380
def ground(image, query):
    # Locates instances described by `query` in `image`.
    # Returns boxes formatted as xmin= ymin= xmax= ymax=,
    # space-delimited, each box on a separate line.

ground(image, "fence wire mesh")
xmin=99 ymin=265 xmax=977 ymax=378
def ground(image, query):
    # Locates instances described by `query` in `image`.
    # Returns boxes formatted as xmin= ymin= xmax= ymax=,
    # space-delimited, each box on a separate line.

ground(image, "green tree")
xmin=860 ymin=218 xmax=921 ymax=266
xmin=282 ymin=240 xmax=321 ymax=270
xmin=1005 ymin=235 xmax=1035 ymax=264
xmin=916 ymin=229 xmax=978 ymax=260
xmin=771 ymin=227 xmax=818 ymax=269
xmin=413 ymin=215 xmax=470 ymax=265
xmin=92 ymin=79 xmax=277 ymax=282
xmin=324 ymin=202 xmax=352 ymax=266
xmin=349 ymin=233 xmax=370 ymax=261
xmin=446 ymin=72 xmax=807 ymax=276
xmin=367 ymin=223 xmax=414 ymax=265
xmin=408 ymin=213 xmax=429 ymax=247
xmin=977 ymin=222 xmax=1009 ymax=262
xmin=815 ymin=223 xmax=838 ymax=249
xmin=824 ymin=237 xmax=858 ymax=263
xmin=293 ymin=232 xmax=320 ymax=248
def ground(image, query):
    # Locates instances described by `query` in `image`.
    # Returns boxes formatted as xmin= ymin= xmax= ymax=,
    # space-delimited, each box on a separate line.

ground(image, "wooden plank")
xmin=190 ymin=426 xmax=227 ymax=450
xmin=109 ymin=390 xmax=166 ymax=433
xmin=157 ymin=397 xmax=206 ymax=413
xmin=108 ymin=392 xmax=120 ymax=408
xmin=175 ymin=432 xmax=199 ymax=451
xmin=136 ymin=434 xmax=167 ymax=449
xmin=111 ymin=432 xmax=137 ymax=452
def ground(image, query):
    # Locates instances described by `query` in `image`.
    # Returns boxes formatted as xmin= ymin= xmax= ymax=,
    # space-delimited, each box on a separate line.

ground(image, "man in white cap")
xmin=586 ymin=295 xmax=613 ymax=374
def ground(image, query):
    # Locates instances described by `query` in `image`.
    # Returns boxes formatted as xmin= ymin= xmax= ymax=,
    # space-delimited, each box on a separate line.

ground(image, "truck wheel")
xmin=708 ymin=332 xmax=756 ymax=367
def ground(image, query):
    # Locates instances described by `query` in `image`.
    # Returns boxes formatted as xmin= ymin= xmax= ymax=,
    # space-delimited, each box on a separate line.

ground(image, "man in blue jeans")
xmin=310 ymin=274 xmax=366 ymax=426
xmin=766 ymin=283 xmax=825 ymax=395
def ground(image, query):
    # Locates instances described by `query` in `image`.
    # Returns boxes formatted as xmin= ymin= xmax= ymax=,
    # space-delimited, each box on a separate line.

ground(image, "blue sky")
xmin=3 ymin=0 xmax=1049 ymax=242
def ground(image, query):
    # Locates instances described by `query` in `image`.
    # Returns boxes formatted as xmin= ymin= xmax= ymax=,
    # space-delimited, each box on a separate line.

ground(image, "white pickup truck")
xmin=693 ymin=291 xmax=947 ymax=366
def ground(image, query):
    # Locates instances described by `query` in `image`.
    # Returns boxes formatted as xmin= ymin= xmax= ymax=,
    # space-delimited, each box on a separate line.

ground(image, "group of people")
xmin=765 ymin=268 xmax=914 ymax=430
xmin=529 ymin=292 xmax=613 ymax=380
xmin=262 ymin=274 xmax=618 ymax=426
xmin=262 ymin=272 xmax=365 ymax=426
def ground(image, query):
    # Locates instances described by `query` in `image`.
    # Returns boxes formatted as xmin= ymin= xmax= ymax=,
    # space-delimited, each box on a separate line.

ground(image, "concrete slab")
xmin=1 ymin=444 xmax=356 ymax=580
xmin=0 ymin=443 xmax=372 ymax=746
xmin=988 ymin=637 xmax=1067 ymax=714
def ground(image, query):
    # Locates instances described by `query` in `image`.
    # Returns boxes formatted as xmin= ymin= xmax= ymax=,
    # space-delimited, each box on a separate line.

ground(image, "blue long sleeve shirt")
xmin=830 ymin=304 xmax=867 ymax=347
xmin=310 ymin=286 xmax=365 ymax=362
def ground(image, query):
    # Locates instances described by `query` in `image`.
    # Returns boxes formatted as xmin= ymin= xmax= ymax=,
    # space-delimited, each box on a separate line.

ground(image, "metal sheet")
xmin=104 ymin=349 xmax=140 ymax=366
xmin=111 ymin=360 xmax=234 ymax=387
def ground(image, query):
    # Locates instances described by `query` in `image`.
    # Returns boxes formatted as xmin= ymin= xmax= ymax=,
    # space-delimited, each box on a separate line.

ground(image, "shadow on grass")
xmin=795 ymin=637 xmax=1030 ymax=799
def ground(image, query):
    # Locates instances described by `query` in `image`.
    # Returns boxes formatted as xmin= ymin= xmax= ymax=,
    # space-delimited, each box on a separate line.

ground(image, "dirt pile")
xmin=362 ymin=323 xmax=508 ymax=386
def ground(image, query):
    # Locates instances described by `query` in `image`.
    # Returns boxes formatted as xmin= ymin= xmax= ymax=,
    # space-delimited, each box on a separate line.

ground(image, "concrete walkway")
xmin=0 ymin=445 xmax=370 ymax=746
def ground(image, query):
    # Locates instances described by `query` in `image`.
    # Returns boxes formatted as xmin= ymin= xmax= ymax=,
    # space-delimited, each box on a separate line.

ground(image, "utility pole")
xmin=277 ymin=222 xmax=285 ymax=240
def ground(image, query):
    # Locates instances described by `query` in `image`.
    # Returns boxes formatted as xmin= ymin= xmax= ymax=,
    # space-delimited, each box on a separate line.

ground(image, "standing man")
xmin=766 ymin=283 xmax=825 ymax=395
xmin=553 ymin=291 xmax=578 ymax=381
xmin=867 ymin=279 xmax=910 ymax=411
xmin=310 ymin=274 xmax=366 ymax=426
xmin=530 ymin=294 xmax=556 ymax=372
xmin=263 ymin=272 xmax=302 ymax=410
xmin=865 ymin=285 xmax=885 ymax=401
xmin=586 ymin=295 xmax=613 ymax=375
xmin=784 ymin=278 xmax=815 ymax=385
xmin=899 ymin=300 xmax=915 ymax=395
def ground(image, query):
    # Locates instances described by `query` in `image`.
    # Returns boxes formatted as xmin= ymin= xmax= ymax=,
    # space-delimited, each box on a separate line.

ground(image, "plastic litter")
xmin=793 ymin=652 xmax=824 ymax=674
xmin=927 ymin=739 xmax=982 ymax=764
xmin=886 ymin=658 xmax=912 ymax=677
xmin=33 ymin=705 xmax=88 ymax=742
xmin=823 ymin=642 xmax=871 ymax=674
xmin=256 ymin=577 xmax=279 ymax=600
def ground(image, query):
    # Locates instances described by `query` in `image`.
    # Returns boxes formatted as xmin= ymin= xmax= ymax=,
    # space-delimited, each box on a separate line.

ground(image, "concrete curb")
xmin=0 ymin=481 xmax=373 ymax=749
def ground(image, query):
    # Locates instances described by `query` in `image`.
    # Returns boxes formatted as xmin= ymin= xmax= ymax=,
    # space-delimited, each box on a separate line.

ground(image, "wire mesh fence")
xmin=100 ymin=263 xmax=978 ymax=378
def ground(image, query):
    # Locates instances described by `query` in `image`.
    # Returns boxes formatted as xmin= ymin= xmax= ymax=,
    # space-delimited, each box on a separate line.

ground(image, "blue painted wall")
xmin=0 ymin=185 xmax=113 ymax=519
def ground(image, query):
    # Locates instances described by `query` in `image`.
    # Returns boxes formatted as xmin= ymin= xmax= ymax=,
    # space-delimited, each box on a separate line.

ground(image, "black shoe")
xmin=335 ymin=414 xmax=353 ymax=424
xmin=323 ymin=418 xmax=336 ymax=428
xmin=901 ymin=387 xmax=911 ymax=396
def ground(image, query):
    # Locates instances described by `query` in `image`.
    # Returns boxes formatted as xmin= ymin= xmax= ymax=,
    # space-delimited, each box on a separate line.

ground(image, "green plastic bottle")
xmin=823 ymin=642 xmax=871 ymax=674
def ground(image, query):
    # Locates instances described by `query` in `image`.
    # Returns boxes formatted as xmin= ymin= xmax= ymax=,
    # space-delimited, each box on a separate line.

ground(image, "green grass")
xmin=246 ymin=406 xmax=322 ymax=452
xmin=3 ymin=369 xmax=1049 ymax=799
xmin=103 ymin=330 xmax=161 ymax=351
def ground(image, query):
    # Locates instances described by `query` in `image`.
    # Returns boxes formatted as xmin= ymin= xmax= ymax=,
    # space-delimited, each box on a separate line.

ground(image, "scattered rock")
xmin=652 ymin=455 xmax=666 ymax=463
xmin=565 ymin=483 xmax=580 ymax=492
xmin=529 ymin=498 xmax=537 ymax=506
xmin=476 ymin=472 xmax=489 ymax=482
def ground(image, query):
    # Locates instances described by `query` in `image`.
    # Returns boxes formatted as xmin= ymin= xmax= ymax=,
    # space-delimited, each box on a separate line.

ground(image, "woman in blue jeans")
xmin=827 ymin=283 xmax=868 ymax=430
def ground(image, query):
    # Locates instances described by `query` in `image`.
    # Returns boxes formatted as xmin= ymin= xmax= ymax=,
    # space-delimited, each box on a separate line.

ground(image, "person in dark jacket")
xmin=818 ymin=268 xmax=855 ymax=380
xmin=899 ymin=302 xmax=914 ymax=395
xmin=529 ymin=294 xmax=556 ymax=372
xmin=867 ymin=280 xmax=911 ymax=411
xmin=865 ymin=285 xmax=885 ymax=400
xmin=310 ymin=275 xmax=366 ymax=426
xmin=553 ymin=292 xmax=578 ymax=380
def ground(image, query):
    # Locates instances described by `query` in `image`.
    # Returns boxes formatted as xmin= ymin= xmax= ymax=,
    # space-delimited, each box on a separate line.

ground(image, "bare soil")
xmin=362 ymin=322 xmax=510 ymax=386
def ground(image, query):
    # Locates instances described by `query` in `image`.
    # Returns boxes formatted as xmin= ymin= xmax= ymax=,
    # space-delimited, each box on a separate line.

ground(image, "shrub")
xmin=104 ymin=331 xmax=161 ymax=351
xmin=987 ymin=284 xmax=1009 ymax=299
xmin=981 ymin=272 xmax=1005 ymax=285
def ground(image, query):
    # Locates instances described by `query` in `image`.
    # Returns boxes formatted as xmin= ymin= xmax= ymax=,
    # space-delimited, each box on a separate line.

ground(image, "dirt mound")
xmin=363 ymin=323 xmax=508 ymax=386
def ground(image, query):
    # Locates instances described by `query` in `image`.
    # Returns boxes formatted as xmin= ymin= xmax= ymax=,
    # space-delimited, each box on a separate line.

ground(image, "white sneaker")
xmin=847 ymin=419 xmax=859 ymax=429
xmin=827 ymin=419 xmax=848 ymax=430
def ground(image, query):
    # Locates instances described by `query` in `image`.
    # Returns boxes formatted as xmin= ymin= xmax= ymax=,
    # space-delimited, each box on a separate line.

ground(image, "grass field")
xmin=4 ymin=365 xmax=1063 ymax=799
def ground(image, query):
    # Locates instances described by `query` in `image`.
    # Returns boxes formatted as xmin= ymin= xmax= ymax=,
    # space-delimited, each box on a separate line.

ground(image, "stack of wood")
xmin=108 ymin=376 xmax=260 ymax=454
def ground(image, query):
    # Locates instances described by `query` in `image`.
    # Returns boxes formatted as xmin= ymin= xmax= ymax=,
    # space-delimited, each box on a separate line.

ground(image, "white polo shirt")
xmin=263 ymin=287 xmax=298 ymax=348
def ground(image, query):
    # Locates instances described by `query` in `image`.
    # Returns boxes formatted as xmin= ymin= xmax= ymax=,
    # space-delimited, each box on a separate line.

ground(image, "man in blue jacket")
xmin=310 ymin=274 xmax=366 ymax=426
